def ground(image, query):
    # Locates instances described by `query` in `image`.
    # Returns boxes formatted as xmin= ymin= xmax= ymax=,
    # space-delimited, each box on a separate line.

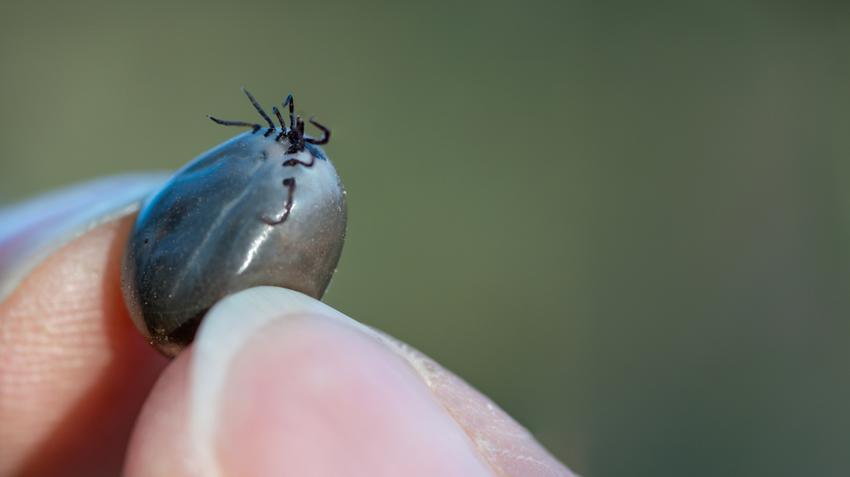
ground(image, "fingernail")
xmin=0 ymin=173 xmax=168 ymax=300
xmin=188 ymin=286 xmax=495 ymax=477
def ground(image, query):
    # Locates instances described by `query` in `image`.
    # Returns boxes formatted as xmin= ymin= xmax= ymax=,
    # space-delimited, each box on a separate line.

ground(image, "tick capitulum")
xmin=122 ymin=88 xmax=347 ymax=356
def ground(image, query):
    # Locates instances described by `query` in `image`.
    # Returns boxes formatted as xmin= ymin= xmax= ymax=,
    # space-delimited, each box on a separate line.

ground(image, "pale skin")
xmin=0 ymin=179 xmax=577 ymax=477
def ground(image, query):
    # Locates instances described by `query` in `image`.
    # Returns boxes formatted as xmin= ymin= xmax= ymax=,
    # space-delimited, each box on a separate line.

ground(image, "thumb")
xmin=124 ymin=287 xmax=575 ymax=477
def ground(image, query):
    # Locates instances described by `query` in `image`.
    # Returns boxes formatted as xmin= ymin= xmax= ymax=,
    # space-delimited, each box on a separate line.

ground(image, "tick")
xmin=121 ymin=88 xmax=347 ymax=356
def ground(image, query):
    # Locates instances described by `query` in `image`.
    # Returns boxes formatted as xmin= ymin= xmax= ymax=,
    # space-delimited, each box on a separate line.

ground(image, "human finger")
xmin=125 ymin=287 xmax=576 ymax=477
xmin=0 ymin=176 xmax=169 ymax=476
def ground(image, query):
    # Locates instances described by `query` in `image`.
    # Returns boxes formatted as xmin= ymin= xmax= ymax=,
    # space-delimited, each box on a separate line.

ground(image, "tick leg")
xmin=305 ymin=118 xmax=330 ymax=145
xmin=261 ymin=178 xmax=297 ymax=226
xmin=283 ymin=155 xmax=316 ymax=167
xmin=272 ymin=106 xmax=288 ymax=141
xmin=296 ymin=116 xmax=305 ymax=135
xmin=283 ymin=94 xmax=295 ymax=131
xmin=272 ymin=106 xmax=287 ymax=130
xmin=208 ymin=116 xmax=261 ymax=133
xmin=242 ymin=87 xmax=275 ymax=130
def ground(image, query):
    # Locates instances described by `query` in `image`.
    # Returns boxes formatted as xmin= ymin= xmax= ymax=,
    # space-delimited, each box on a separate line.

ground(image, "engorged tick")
xmin=121 ymin=88 xmax=347 ymax=356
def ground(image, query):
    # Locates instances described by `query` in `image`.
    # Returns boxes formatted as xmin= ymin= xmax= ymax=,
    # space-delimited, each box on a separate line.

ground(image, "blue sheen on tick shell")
xmin=121 ymin=91 xmax=346 ymax=356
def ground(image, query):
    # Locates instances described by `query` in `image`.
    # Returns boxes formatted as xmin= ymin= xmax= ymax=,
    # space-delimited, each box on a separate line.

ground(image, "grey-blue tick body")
xmin=122 ymin=89 xmax=346 ymax=356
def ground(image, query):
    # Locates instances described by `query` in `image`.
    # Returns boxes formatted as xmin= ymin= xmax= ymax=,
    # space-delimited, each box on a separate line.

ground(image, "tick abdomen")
xmin=123 ymin=129 xmax=346 ymax=355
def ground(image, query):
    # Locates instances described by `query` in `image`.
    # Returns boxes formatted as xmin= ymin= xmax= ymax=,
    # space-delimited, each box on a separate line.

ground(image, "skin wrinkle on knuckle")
xmin=372 ymin=332 xmax=573 ymax=477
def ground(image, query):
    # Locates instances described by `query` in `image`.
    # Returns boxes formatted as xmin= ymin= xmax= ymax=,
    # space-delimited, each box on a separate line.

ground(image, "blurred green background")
xmin=2 ymin=1 xmax=850 ymax=475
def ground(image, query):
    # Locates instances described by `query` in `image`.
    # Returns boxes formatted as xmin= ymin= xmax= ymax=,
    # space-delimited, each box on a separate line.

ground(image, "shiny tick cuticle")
xmin=121 ymin=88 xmax=347 ymax=357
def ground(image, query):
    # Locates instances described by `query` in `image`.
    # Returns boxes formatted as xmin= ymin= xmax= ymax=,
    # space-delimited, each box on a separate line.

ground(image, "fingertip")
xmin=126 ymin=287 xmax=577 ymax=477
xmin=212 ymin=308 xmax=494 ymax=477
xmin=127 ymin=287 xmax=495 ymax=477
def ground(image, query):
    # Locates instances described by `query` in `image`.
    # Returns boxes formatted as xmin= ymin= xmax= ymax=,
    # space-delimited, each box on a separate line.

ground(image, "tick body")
xmin=122 ymin=89 xmax=346 ymax=356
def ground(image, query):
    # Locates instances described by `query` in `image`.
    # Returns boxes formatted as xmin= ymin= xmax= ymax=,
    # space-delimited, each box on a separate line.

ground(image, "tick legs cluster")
xmin=208 ymin=87 xmax=330 ymax=154
xmin=209 ymin=88 xmax=332 ymax=226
